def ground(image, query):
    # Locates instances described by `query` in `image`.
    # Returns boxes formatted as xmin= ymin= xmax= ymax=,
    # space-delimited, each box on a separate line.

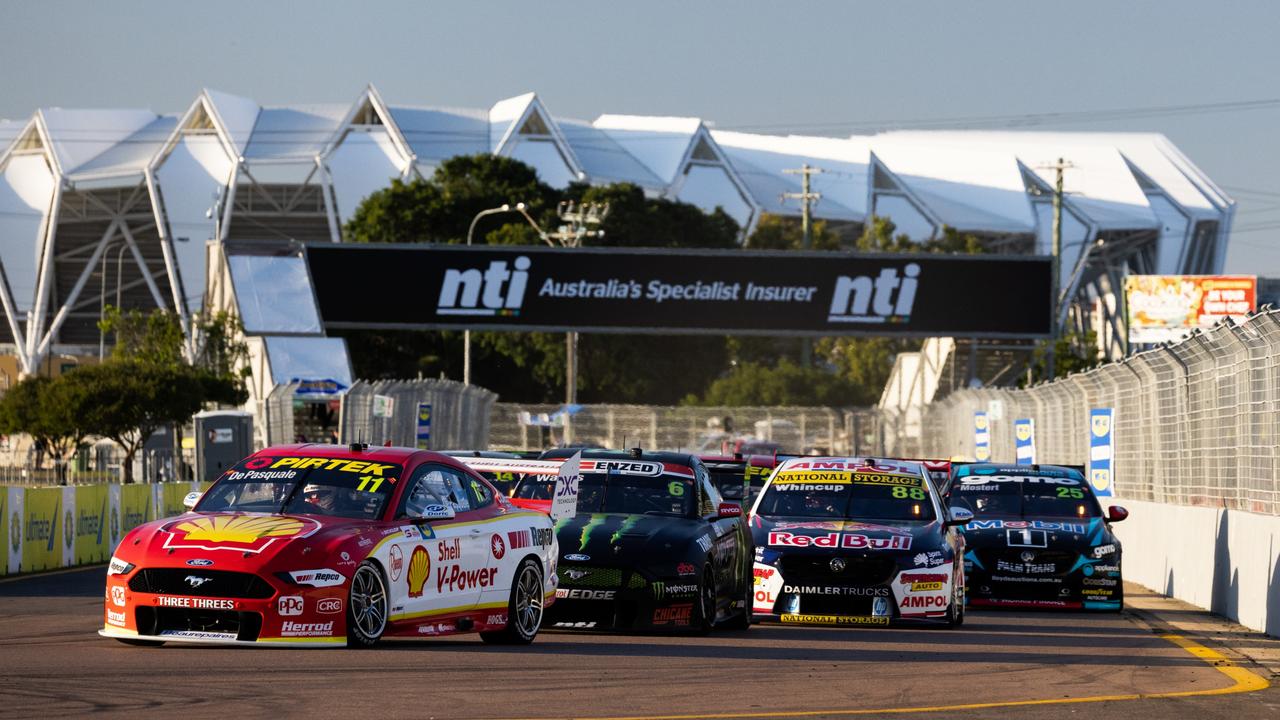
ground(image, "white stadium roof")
xmin=0 ymin=84 xmax=1236 ymax=383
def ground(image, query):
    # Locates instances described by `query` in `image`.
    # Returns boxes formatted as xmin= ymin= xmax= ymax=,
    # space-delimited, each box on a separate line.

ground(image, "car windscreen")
xmin=573 ymin=472 xmax=695 ymax=517
xmin=197 ymin=455 xmax=402 ymax=520
xmin=512 ymin=476 xmax=556 ymax=500
xmin=948 ymin=473 xmax=1101 ymax=519
xmin=756 ymin=469 xmax=935 ymax=521
xmin=707 ymin=463 xmax=772 ymax=503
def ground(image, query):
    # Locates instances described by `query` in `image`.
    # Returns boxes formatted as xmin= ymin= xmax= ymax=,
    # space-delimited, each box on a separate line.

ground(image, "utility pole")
xmin=782 ymin=164 xmax=824 ymax=366
xmin=543 ymin=201 xmax=609 ymax=444
xmin=1037 ymin=158 xmax=1074 ymax=382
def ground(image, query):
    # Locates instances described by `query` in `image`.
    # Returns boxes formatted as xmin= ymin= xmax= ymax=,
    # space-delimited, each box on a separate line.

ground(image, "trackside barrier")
xmin=908 ymin=308 xmax=1280 ymax=635
xmin=2 ymin=481 xmax=211 ymax=576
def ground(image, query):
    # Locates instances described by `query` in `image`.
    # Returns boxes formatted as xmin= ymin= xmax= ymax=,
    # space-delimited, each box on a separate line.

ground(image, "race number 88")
xmin=891 ymin=486 xmax=926 ymax=500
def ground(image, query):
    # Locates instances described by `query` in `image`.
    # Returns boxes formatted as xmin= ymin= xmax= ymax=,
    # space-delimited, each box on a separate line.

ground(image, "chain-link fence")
xmin=489 ymin=404 xmax=883 ymax=456
xmin=339 ymin=379 xmax=498 ymax=450
xmin=912 ymin=308 xmax=1280 ymax=515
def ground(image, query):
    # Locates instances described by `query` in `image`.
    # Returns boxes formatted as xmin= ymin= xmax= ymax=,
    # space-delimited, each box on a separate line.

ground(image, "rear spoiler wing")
xmin=457 ymin=456 xmax=564 ymax=476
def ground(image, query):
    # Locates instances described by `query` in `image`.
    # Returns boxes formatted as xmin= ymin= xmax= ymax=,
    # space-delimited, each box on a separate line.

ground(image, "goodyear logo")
xmin=163 ymin=515 xmax=319 ymax=554
xmin=407 ymin=546 xmax=430 ymax=598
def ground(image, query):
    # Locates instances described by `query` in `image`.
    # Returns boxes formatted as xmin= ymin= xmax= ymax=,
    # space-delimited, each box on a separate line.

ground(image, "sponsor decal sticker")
xmin=288 ymin=569 xmax=345 ymax=588
xmin=555 ymin=588 xmax=615 ymax=600
xmin=163 ymin=515 xmax=319 ymax=554
xmin=652 ymin=604 xmax=693 ymax=626
xmin=913 ymin=551 xmax=945 ymax=567
xmin=281 ymin=620 xmax=334 ymax=637
xmin=579 ymin=460 xmax=662 ymax=476
xmin=316 ymin=598 xmax=343 ymax=614
xmin=965 ymin=518 xmax=1086 ymax=533
xmin=780 ymin=614 xmax=889 ymax=626
xmin=156 ymin=596 xmax=237 ymax=610
xmin=768 ymin=531 xmax=911 ymax=551
xmin=185 ymin=558 xmax=214 ymax=567
xmin=110 ymin=585 xmax=126 ymax=607
xmin=389 ymin=544 xmax=405 ymax=581
xmin=436 ymin=564 xmax=498 ymax=594
xmin=278 ymin=596 xmax=304 ymax=616
xmin=486 ymin=613 xmax=508 ymax=626
xmin=106 ymin=609 xmax=126 ymax=627
xmin=491 ymin=533 xmax=506 ymax=560
xmin=407 ymin=546 xmax=431 ymax=598
xmin=553 ymin=621 xmax=597 ymax=629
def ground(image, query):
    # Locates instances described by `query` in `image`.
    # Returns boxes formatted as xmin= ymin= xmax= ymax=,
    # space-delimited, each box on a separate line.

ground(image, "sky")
xmin=4 ymin=0 xmax=1279 ymax=274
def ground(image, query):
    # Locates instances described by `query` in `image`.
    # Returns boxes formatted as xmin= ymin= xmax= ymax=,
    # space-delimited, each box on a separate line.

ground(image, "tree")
xmin=70 ymin=363 xmax=204 ymax=483
xmin=1023 ymin=328 xmax=1101 ymax=386
xmin=694 ymin=360 xmax=861 ymax=407
xmin=100 ymin=306 xmax=249 ymax=406
xmin=0 ymin=377 xmax=86 ymax=484
xmin=338 ymin=155 xmax=742 ymax=402
xmin=747 ymin=213 xmax=841 ymax=251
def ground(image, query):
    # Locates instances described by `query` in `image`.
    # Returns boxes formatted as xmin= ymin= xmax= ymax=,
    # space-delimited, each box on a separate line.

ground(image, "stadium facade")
xmin=0 ymin=86 xmax=1235 ymax=436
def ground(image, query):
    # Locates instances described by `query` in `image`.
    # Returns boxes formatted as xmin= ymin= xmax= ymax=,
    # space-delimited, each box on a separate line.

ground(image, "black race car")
xmin=700 ymin=454 xmax=780 ymax=510
xmin=537 ymin=449 xmax=753 ymax=632
xmin=749 ymin=457 xmax=972 ymax=627
xmin=949 ymin=463 xmax=1127 ymax=611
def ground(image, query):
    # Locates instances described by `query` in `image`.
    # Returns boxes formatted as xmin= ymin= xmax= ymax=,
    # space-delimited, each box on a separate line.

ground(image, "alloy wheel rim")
xmin=515 ymin=565 xmax=543 ymax=637
xmin=351 ymin=566 xmax=386 ymax=639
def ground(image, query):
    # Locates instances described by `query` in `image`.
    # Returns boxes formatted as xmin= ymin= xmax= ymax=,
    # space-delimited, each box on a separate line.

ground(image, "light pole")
xmin=464 ymin=203 xmax=544 ymax=385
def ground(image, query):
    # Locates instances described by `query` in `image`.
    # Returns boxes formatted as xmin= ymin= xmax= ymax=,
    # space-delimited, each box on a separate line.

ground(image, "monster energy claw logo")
xmin=652 ymin=581 xmax=665 ymax=600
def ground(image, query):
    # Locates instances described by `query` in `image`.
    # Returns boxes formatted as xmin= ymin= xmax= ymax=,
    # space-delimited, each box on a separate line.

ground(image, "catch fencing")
xmin=488 ymin=403 xmax=883 ymax=456
xmin=913 ymin=308 xmax=1280 ymax=515
xmin=339 ymin=379 xmax=498 ymax=450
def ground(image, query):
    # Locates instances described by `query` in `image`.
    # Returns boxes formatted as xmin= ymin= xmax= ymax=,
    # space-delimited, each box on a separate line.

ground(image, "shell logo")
xmin=163 ymin=514 xmax=319 ymax=554
xmin=407 ymin=546 xmax=431 ymax=598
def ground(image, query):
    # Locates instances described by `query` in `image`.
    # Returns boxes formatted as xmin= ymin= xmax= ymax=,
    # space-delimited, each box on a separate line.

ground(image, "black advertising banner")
xmin=306 ymin=244 xmax=1052 ymax=338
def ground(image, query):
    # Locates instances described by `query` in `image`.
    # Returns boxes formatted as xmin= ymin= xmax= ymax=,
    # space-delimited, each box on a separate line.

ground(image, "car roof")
xmin=540 ymin=448 xmax=699 ymax=466
xmin=258 ymin=443 xmax=443 ymax=465
xmin=773 ymin=456 xmax=924 ymax=476
xmin=700 ymin=454 xmax=778 ymax=467
xmin=954 ymin=462 xmax=1084 ymax=478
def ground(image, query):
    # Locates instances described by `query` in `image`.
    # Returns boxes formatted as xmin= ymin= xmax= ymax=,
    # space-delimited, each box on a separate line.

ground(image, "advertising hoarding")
xmin=1126 ymin=275 xmax=1256 ymax=344
xmin=307 ymin=244 xmax=1053 ymax=338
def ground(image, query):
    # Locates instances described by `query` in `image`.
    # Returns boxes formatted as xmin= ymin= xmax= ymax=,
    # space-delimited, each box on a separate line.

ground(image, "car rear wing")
xmin=457 ymin=456 xmax=564 ymax=476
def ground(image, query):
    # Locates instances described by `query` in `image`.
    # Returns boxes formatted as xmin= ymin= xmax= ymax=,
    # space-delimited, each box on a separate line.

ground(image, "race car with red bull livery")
xmin=536 ymin=449 xmax=753 ymax=633
xmin=749 ymin=457 xmax=972 ymax=627
xmin=947 ymin=463 xmax=1127 ymax=611
xmin=101 ymin=444 xmax=558 ymax=648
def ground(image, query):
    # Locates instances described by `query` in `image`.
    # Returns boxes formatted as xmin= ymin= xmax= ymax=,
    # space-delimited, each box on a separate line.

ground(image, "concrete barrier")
xmin=1111 ymin=498 xmax=1280 ymax=636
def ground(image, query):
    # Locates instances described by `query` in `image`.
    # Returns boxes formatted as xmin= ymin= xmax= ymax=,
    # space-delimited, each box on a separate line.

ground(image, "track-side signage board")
xmin=306 ymin=244 xmax=1052 ymax=338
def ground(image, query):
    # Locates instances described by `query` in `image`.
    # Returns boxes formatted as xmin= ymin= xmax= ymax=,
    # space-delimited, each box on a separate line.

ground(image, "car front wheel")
xmin=347 ymin=561 xmax=388 ymax=648
xmin=481 ymin=558 xmax=544 ymax=645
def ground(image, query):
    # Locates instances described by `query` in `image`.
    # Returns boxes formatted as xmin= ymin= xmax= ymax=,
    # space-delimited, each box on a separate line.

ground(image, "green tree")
xmin=0 ymin=376 xmax=86 ymax=483
xmin=695 ymin=359 xmax=861 ymax=406
xmin=70 ymin=363 xmax=205 ymax=483
xmin=1023 ymin=328 xmax=1101 ymax=386
xmin=746 ymin=213 xmax=841 ymax=251
xmin=338 ymin=156 xmax=741 ymax=402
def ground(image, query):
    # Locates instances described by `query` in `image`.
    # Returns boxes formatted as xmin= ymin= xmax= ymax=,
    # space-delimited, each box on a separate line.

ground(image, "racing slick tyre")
xmin=691 ymin=564 xmax=717 ymax=635
xmin=944 ymin=569 xmax=965 ymax=629
xmin=481 ymin=557 xmax=544 ymax=645
xmin=721 ymin=565 xmax=752 ymax=631
xmin=347 ymin=561 xmax=389 ymax=648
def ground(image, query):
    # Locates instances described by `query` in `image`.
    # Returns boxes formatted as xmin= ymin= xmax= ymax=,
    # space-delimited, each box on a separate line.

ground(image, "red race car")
xmin=101 ymin=444 xmax=558 ymax=648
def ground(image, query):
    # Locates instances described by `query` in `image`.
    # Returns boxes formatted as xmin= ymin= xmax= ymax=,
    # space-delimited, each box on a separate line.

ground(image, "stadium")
xmin=0 ymin=85 xmax=1235 ymax=439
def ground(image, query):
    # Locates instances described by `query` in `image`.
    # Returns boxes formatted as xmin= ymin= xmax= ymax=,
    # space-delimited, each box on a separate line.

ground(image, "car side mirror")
xmin=945 ymin=507 xmax=974 ymax=527
xmin=717 ymin=502 xmax=742 ymax=519
xmin=182 ymin=491 xmax=202 ymax=511
xmin=409 ymin=503 xmax=457 ymax=521
xmin=1107 ymin=506 xmax=1128 ymax=523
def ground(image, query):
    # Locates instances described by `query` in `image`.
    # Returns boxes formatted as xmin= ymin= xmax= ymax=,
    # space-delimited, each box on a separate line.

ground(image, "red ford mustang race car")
xmin=101 ymin=444 xmax=558 ymax=648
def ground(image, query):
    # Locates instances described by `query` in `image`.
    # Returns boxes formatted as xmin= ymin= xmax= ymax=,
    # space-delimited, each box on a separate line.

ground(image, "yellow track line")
xmin=494 ymin=632 xmax=1269 ymax=720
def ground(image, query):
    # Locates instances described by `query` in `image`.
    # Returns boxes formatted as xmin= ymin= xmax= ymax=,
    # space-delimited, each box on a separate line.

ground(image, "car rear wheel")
xmin=481 ymin=558 xmax=543 ymax=645
xmin=691 ymin=564 xmax=717 ymax=635
xmin=945 ymin=569 xmax=965 ymax=628
xmin=721 ymin=562 xmax=752 ymax=631
xmin=347 ymin=561 xmax=388 ymax=648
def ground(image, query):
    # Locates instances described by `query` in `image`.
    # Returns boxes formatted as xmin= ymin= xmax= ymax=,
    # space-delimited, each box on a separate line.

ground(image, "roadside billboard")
xmin=308 ymin=244 xmax=1054 ymax=339
xmin=1126 ymin=275 xmax=1256 ymax=344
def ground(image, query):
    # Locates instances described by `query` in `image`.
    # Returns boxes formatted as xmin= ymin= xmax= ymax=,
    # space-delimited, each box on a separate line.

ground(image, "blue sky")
xmin=5 ymin=0 xmax=1279 ymax=273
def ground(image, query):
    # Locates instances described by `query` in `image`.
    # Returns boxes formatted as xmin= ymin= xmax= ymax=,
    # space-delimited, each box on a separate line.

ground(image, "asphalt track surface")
xmin=1 ymin=567 xmax=1277 ymax=720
